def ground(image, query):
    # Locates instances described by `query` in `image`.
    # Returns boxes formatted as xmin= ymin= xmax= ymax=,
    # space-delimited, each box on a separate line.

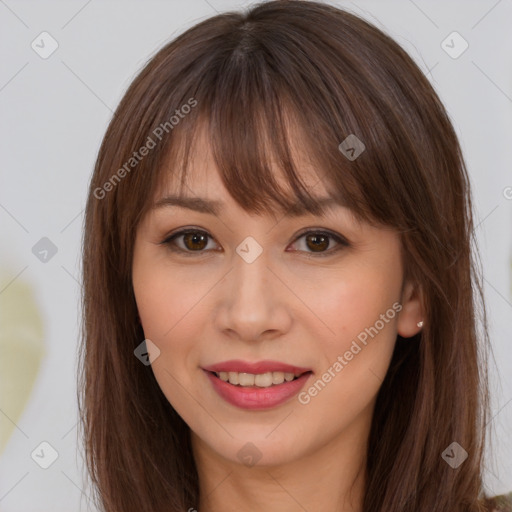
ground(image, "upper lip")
xmin=203 ymin=360 xmax=312 ymax=375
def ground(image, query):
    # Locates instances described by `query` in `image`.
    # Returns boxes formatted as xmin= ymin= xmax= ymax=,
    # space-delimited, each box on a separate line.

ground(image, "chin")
xmin=199 ymin=429 xmax=306 ymax=469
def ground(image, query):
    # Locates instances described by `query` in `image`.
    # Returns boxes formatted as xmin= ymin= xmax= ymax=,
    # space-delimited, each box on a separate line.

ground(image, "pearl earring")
xmin=417 ymin=320 xmax=424 ymax=328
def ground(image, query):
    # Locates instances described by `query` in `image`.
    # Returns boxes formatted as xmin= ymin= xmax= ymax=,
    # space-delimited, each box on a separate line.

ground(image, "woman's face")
xmin=132 ymin=129 xmax=423 ymax=468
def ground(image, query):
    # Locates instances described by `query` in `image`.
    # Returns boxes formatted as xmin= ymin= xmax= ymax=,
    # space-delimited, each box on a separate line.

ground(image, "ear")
xmin=397 ymin=279 xmax=424 ymax=338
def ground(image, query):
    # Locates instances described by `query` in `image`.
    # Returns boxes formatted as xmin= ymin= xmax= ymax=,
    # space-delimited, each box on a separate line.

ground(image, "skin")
xmin=132 ymin=125 xmax=424 ymax=512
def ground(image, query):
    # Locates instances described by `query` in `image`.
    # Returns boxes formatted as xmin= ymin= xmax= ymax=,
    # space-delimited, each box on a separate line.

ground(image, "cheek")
xmin=312 ymin=258 xmax=402 ymax=344
xmin=304 ymin=256 xmax=402 ymax=401
xmin=132 ymin=252 xmax=206 ymax=416
xmin=132 ymin=247 xmax=212 ymax=341
xmin=131 ymin=244 xmax=218 ymax=398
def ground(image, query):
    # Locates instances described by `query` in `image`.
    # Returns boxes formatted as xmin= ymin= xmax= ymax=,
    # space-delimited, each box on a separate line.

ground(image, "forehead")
xmin=152 ymin=155 xmax=359 ymax=226
xmin=154 ymin=113 xmax=332 ymax=206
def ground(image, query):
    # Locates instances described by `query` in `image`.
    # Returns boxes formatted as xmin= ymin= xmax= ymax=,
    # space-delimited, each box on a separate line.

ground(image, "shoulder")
xmin=484 ymin=492 xmax=512 ymax=512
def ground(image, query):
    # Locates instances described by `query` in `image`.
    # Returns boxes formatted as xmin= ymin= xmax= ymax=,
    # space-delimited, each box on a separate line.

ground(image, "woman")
xmin=79 ymin=1 xmax=511 ymax=510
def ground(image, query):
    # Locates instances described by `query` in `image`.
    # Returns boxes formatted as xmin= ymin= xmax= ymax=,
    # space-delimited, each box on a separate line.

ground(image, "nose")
xmin=214 ymin=248 xmax=293 ymax=343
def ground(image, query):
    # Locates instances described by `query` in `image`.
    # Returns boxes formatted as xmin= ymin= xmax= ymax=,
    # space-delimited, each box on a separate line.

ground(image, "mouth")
xmin=202 ymin=361 xmax=313 ymax=410
xmin=210 ymin=369 xmax=309 ymax=388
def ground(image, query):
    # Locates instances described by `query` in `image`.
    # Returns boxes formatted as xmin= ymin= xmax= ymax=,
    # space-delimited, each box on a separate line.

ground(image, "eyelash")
xmin=159 ymin=227 xmax=349 ymax=258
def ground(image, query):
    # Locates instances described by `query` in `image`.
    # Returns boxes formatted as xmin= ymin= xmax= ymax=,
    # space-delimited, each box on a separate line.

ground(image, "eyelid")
xmin=292 ymin=227 xmax=349 ymax=245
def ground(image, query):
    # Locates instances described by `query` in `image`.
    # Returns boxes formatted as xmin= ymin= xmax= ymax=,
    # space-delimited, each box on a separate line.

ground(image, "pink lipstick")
xmin=202 ymin=360 xmax=313 ymax=410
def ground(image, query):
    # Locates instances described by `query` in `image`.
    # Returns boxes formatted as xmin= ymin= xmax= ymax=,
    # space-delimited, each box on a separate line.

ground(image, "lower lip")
xmin=204 ymin=370 xmax=313 ymax=410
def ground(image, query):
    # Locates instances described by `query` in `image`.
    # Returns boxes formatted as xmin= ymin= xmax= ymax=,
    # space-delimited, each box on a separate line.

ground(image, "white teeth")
xmin=254 ymin=372 xmax=273 ymax=387
xmin=215 ymin=370 xmax=305 ymax=388
xmin=238 ymin=373 xmax=255 ymax=386
xmin=272 ymin=371 xmax=284 ymax=384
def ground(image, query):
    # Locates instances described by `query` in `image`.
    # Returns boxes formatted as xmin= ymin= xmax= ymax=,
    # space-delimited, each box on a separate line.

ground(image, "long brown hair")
xmin=79 ymin=1 xmax=493 ymax=510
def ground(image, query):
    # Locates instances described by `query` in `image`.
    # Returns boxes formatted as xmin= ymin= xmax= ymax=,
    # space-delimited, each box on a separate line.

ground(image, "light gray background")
xmin=0 ymin=0 xmax=511 ymax=510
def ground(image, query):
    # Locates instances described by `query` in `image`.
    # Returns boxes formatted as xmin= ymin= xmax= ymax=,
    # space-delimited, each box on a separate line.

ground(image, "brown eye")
xmin=290 ymin=229 xmax=349 ymax=256
xmin=161 ymin=229 xmax=217 ymax=255
xmin=161 ymin=228 xmax=349 ymax=257
xmin=304 ymin=233 xmax=330 ymax=252
xmin=182 ymin=231 xmax=209 ymax=251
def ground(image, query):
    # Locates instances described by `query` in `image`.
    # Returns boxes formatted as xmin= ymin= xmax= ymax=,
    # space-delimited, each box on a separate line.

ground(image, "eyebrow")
xmin=151 ymin=194 xmax=346 ymax=217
